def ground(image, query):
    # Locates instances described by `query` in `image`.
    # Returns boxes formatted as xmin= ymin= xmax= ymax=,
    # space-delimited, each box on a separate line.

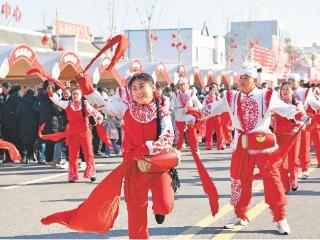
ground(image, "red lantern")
xmin=41 ymin=34 xmax=49 ymax=46
xmin=172 ymin=33 xmax=176 ymax=38
xmin=154 ymin=35 xmax=158 ymax=41
xmin=177 ymin=42 xmax=182 ymax=48
xmin=182 ymin=45 xmax=187 ymax=50
xmin=171 ymin=42 xmax=176 ymax=47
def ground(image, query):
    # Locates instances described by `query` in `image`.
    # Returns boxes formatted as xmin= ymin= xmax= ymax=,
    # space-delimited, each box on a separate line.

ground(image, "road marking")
xmin=1 ymin=173 xmax=67 ymax=190
xmin=211 ymin=166 xmax=318 ymax=240
xmin=0 ymin=162 xmax=116 ymax=191
xmin=172 ymin=182 xmax=264 ymax=240
xmin=212 ymin=201 xmax=268 ymax=240
xmin=173 ymin=165 xmax=318 ymax=240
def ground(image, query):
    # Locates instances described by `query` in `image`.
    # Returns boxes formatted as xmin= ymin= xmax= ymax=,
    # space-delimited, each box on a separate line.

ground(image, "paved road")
xmin=0 ymin=146 xmax=320 ymax=239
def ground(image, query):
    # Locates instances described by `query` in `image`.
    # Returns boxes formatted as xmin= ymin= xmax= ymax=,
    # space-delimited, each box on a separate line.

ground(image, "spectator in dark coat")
xmin=32 ymin=81 xmax=57 ymax=164
xmin=16 ymin=89 xmax=38 ymax=163
xmin=1 ymin=81 xmax=22 ymax=162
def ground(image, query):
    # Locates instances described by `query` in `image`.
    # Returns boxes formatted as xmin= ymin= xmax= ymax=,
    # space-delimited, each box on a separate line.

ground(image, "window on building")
xmin=197 ymin=46 xmax=214 ymax=66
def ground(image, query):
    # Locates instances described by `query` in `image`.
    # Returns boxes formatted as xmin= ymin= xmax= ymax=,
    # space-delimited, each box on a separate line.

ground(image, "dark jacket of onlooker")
xmin=32 ymin=89 xmax=57 ymax=134
xmin=1 ymin=85 xmax=21 ymax=131
xmin=15 ymin=89 xmax=39 ymax=145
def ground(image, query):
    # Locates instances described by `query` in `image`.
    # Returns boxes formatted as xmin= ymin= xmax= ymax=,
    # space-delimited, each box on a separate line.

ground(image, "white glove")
xmin=301 ymin=115 xmax=311 ymax=125
xmin=185 ymin=115 xmax=196 ymax=125
xmin=137 ymin=160 xmax=151 ymax=173
xmin=290 ymin=127 xmax=299 ymax=135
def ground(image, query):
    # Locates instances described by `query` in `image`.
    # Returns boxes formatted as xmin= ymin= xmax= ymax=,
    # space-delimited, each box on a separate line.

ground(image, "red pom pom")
xmin=172 ymin=33 xmax=176 ymax=38
xmin=183 ymin=45 xmax=187 ymax=50
xmin=171 ymin=42 xmax=176 ymax=47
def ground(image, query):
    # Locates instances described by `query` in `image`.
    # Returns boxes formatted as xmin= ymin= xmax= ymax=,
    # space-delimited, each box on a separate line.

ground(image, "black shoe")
xmin=69 ymin=180 xmax=75 ymax=183
xmin=90 ymin=177 xmax=96 ymax=182
xmin=155 ymin=214 xmax=165 ymax=224
xmin=3 ymin=159 xmax=15 ymax=163
xmin=291 ymin=186 xmax=298 ymax=191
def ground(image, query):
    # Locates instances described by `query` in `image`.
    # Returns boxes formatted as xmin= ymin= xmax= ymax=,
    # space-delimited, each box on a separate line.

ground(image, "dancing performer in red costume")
xmin=47 ymin=87 xmax=103 ymax=182
xmin=191 ymin=63 xmax=309 ymax=235
xmin=273 ymin=82 xmax=304 ymax=192
xmin=203 ymin=86 xmax=225 ymax=150
xmin=289 ymin=73 xmax=320 ymax=179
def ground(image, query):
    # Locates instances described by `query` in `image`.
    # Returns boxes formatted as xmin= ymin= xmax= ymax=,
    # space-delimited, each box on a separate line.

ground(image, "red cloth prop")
xmin=40 ymin=150 xmax=179 ymax=233
xmin=77 ymin=34 xmax=129 ymax=95
xmin=96 ymin=124 xmax=113 ymax=148
xmin=0 ymin=139 xmax=21 ymax=161
xmin=191 ymin=150 xmax=219 ymax=216
xmin=38 ymin=124 xmax=66 ymax=142
xmin=185 ymin=107 xmax=219 ymax=216
xmin=41 ymin=163 xmax=125 ymax=233
xmin=26 ymin=68 xmax=66 ymax=90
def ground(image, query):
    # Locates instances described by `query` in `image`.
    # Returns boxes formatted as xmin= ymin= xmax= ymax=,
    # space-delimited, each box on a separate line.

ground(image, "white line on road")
xmin=0 ymin=162 xmax=115 ymax=191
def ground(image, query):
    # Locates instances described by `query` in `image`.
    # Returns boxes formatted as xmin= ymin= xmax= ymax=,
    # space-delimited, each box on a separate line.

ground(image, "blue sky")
xmin=2 ymin=0 xmax=319 ymax=47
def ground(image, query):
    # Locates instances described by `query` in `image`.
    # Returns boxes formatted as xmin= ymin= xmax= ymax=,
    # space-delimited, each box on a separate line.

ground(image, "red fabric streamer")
xmin=84 ymin=34 xmax=129 ymax=73
xmin=41 ymin=163 xmax=126 ymax=233
xmin=77 ymin=34 xmax=129 ymax=95
xmin=96 ymin=124 xmax=112 ymax=147
xmin=38 ymin=124 xmax=67 ymax=142
xmin=191 ymin=151 xmax=219 ymax=216
xmin=0 ymin=139 xmax=21 ymax=161
xmin=26 ymin=68 xmax=66 ymax=90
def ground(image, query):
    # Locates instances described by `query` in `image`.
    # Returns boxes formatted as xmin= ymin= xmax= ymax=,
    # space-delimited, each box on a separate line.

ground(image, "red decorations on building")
xmin=13 ymin=5 xmax=21 ymax=22
xmin=1 ymin=2 xmax=21 ymax=22
xmin=150 ymin=32 xmax=158 ymax=41
xmin=230 ymin=38 xmax=237 ymax=49
xmin=251 ymin=45 xmax=275 ymax=71
xmin=41 ymin=34 xmax=49 ymax=46
xmin=1 ymin=1 xmax=11 ymax=18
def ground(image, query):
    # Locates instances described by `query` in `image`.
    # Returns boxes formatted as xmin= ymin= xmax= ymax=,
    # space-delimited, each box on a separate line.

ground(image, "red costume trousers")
xmin=67 ymin=129 xmax=96 ymax=181
xmin=299 ymin=130 xmax=311 ymax=171
xmin=311 ymin=128 xmax=320 ymax=164
xmin=205 ymin=116 xmax=224 ymax=149
xmin=176 ymin=121 xmax=199 ymax=152
xmin=124 ymin=161 xmax=174 ymax=239
xmin=231 ymin=149 xmax=287 ymax=222
xmin=276 ymin=132 xmax=301 ymax=192
xmin=221 ymin=112 xmax=233 ymax=144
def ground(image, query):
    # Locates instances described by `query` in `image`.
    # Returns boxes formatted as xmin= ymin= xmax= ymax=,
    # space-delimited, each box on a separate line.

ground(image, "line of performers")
xmin=33 ymin=36 xmax=320 ymax=238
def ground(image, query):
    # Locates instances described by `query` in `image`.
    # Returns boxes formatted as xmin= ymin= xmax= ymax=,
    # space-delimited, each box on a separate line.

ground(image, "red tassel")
xmin=41 ymin=163 xmax=125 ymax=233
xmin=0 ymin=139 xmax=21 ymax=161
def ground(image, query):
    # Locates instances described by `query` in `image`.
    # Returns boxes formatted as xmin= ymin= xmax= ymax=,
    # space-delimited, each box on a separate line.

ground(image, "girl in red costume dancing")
xmin=273 ymin=82 xmax=304 ymax=192
xmin=47 ymin=86 xmax=103 ymax=182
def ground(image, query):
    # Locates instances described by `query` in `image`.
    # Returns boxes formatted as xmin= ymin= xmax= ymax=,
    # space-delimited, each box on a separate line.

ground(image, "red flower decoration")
xmin=172 ymin=33 xmax=176 ymax=38
xmin=171 ymin=42 xmax=176 ymax=47
xmin=182 ymin=45 xmax=187 ymax=50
